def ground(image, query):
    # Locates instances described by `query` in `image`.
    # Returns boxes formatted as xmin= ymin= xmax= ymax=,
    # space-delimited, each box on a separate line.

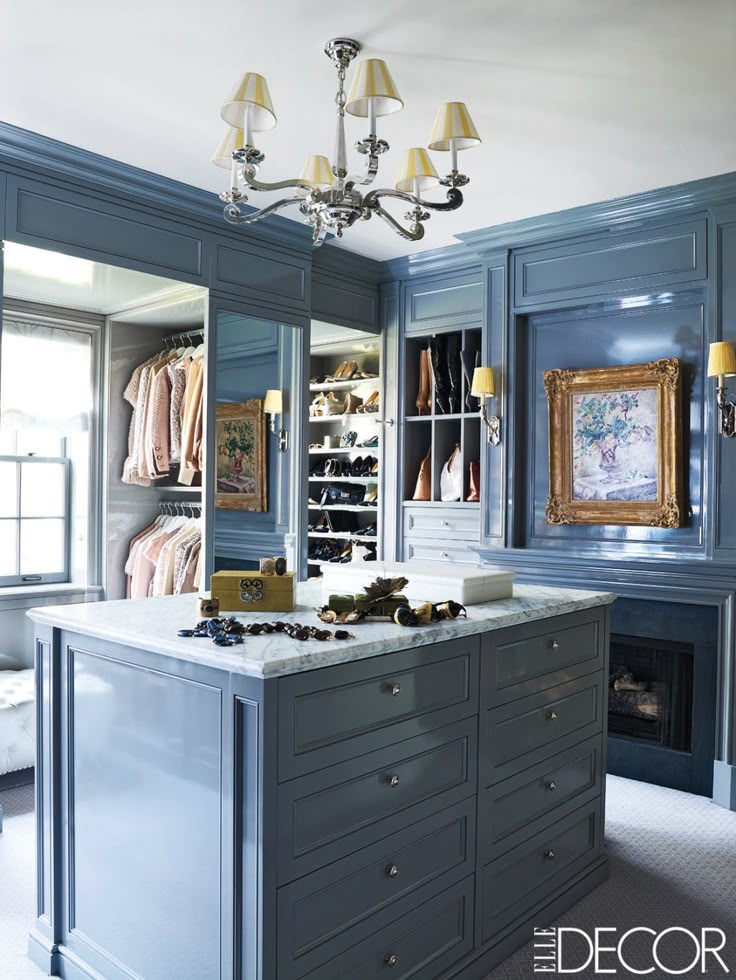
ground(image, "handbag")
xmin=412 ymin=449 xmax=431 ymax=501
xmin=320 ymin=484 xmax=365 ymax=507
xmin=440 ymin=443 xmax=462 ymax=501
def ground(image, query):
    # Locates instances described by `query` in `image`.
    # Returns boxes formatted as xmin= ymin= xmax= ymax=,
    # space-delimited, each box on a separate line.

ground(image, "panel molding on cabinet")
xmin=405 ymin=270 xmax=483 ymax=334
xmin=6 ymin=177 xmax=204 ymax=281
xmin=213 ymin=240 xmax=308 ymax=310
xmin=514 ymin=220 xmax=706 ymax=307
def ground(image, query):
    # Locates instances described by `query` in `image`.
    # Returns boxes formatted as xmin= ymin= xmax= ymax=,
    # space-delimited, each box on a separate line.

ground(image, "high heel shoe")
xmin=342 ymin=361 xmax=359 ymax=381
xmin=343 ymin=392 xmax=363 ymax=414
xmin=329 ymin=361 xmax=349 ymax=381
xmin=412 ymin=449 xmax=431 ymax=501
xmin=357 ymin=391 xmax=380 ymax=413
xmin=416 ymin=348 xmax=431 ymax=416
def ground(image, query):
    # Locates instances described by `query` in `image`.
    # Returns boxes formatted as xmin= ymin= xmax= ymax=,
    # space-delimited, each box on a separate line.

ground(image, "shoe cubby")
xmin=461 ymin=327 xmax=483 ymax=415
xmin=404 ymin=420 xmax=432 ymax=501
xmin=308 ymin=324 xmax=383 ymax=577
xmin=433 ymin=419 xmax=463 ymax=502
xmin=462 ymin=416 xmax=481 ymax=502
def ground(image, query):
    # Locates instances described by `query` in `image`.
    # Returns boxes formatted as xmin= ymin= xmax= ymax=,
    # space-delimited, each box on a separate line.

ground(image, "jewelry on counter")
xmin=317 ymin=575 xmax=468 ymax=628
xmin=258 ymin=556 xmax=287 ymax=576
xmin=177 ymin=617 xmax=354 ymax=647
xmin=198 ymin=596 xmax=220 ymax=618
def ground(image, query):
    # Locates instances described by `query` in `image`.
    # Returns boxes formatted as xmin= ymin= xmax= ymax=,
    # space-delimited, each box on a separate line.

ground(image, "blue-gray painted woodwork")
xmin=404 ymin=269 xmax=483 ymax=335
xmin=380 ymin=280 xmax=401 ymax=560
xmin=311 ymin=245 xmax=381 ymax=332
xmin=512 ymin=219 xmax=706 ymax=307
xmin=714 ymin=204 xmax=736 ymax=555
xmin=31 ymin=605 xmax=608 ymax=980
xmin=212 ymin=240 xmax=309 ymax=315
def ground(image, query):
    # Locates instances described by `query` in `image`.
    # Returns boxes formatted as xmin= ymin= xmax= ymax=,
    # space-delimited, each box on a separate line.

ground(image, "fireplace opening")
xmin=609 ymin=636 xmax=694 ymax=754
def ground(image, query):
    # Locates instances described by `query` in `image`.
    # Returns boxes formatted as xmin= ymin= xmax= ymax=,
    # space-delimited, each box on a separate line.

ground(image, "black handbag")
xmin=320 ymin=484 xmax=365 ymax=507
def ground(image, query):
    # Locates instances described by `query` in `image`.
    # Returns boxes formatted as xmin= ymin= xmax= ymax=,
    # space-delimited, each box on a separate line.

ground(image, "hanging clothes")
xmin=125 ymin=509 xmax=202 ymax=598
xmin=121 ymin=338 xmax=204 ymax=487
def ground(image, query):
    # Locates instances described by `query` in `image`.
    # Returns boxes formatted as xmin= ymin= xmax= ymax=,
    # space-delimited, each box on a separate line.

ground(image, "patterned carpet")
xmin=0 ymin=775 xmax=735 ymax=979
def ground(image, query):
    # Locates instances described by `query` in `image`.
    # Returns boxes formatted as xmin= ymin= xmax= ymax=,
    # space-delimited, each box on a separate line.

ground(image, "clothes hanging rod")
xmin=159 ymin=500 xmax=202 ymax=516
xmin=163 ymin=327 xmax=205 ymax=347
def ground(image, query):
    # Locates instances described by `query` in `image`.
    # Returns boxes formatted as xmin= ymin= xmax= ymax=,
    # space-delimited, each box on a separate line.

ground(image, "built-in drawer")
xmin=481 ymin=674 xmax=605 ymax=785
xmin=278 ymin=637 xmax=479 ymax=781
xmin=404 ymin=504 xmax=480 ymax=540
xmin=479 ymin=738 xmax=602 ymax=858
xmin=277 ymin=798 xmax=475 ymax=979
xmin=278 ymin=718 xmax=477 ymax=884
xmin=480 ymin=801 xmax=602 ymax=942
xmin=404 ymin=539 xmax=480 ymax=565
xmin=483 ymin=609 xmax=604 ymax=707
xmin=302 ymin=876 xmax=475 ymax=980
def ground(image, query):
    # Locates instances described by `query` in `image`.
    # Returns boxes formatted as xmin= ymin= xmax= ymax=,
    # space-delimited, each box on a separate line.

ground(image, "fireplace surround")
xmin=608 ymin=598 xmax=717 ymax=796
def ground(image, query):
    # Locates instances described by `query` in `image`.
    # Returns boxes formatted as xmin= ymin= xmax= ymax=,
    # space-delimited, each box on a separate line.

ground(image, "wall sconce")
xmin=471 ymin=367 xmax=501 ymax=446
xmin=264 ymin=389 xmax=288 ymax=452
xmin=707 ymin=342 xmax=736 ymax=437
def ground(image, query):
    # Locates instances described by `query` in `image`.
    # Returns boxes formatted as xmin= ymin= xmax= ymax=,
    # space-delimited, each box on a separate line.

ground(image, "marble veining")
xmin=28 ymin=582 xmax=614 ymax=678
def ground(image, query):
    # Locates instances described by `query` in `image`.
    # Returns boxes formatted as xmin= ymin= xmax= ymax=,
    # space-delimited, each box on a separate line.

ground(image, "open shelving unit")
xmin=403 ymin=326 xmax=483 ymax=504
xmin=307 ymin=323 xmax=383 ymax=576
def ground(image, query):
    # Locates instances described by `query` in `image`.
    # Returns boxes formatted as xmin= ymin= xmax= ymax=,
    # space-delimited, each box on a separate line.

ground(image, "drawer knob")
xmin=388 ymin=682 xmax=401 ymax=697
xmin=545 ymin=849 xmax=556 ymax=861
xmin=547 ymin=710 xmax=558 ymax=722
xmin=545 ymin=780 xmax=557 ymax=792
xmin=441 ymin=551 xmax=449 ymax=558
xmin=386 ymin=773 xmax=400 ymax=788
xmin=384 ymin=953 xmax=399 ymax=968
xmin=548 ymin=638 xmax=560 ymax=650
xmin=385 ymin=863 xmax=400 ymax=878
xmin=440 ymin=519 xmax=449 ymax=526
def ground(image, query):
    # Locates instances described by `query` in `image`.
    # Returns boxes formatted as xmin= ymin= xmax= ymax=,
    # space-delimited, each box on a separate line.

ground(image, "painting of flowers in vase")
xmin=572 ymin=388 xmax=657 ymax=501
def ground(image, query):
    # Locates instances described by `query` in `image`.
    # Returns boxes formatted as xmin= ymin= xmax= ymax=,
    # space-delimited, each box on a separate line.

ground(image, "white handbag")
xmin=440 ymin=443 xmax=463 ymax=501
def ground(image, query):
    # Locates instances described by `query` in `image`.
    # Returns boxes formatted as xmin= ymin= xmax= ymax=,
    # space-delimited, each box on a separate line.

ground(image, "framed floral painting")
xmin=215 ymin=399 xmax=267 ymax=511
xmin=544 ymin=359 xmax=683 ymax=528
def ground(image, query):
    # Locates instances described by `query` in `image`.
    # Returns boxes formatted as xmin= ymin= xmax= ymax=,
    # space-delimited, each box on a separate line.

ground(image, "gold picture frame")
xmin=215 ymin=399 xmax=267 ymax=512
xmin=544 ymin=359 xmax=683 ymax=528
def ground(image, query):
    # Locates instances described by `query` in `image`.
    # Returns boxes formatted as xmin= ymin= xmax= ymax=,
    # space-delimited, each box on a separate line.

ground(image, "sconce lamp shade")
xmin=395 ymin=148 xmax=439 ymax=193
xmin=220 ymin=72 xmax=277 ymax=131
xmin=428 ymin=102 xmax=482 ymax=151
xmin=298 ymin=155 xmax=335 ymax=188
xmin=345 ymin=59 xmax=403 ymax=117
xmin=263 ymin=389 xmax=283 ymax=415
xmin=707 ymin=342 xmax=736 ymax=378
xmin=211 ymin=128 xmax=246 ymax=169
xmin=471 ymin=366 xmax=495 ymax=398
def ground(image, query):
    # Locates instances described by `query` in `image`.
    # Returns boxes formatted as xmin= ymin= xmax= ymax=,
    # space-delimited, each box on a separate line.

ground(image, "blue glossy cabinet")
xmin=31 ymin=604 xmax=609 ymax=980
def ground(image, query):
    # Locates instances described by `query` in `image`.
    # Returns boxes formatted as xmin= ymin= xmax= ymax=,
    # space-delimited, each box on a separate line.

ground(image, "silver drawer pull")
xmin=548 ymin=638 xmax=560 ymax=650
xmin=545 ymin=849 xmax=556 ymax=861
xmin=545 ymin=780 xmax=557 ymax=792
xmin=546 ymin=710 xmax=558 ymax=722
xmin=387 ymin=682 xmax=401 ymax=697
xmin=440 ymin=519 xmax=449 ymax=526
xmin=384 ymin=953 xmax=399 ymax=968
xmin=386 ymin=773 xmax=400 ymax=788
xmin=385 ymin=863 xmax=400 ymax=878
xmin=441 ymin=551 xmax=449 ymax=558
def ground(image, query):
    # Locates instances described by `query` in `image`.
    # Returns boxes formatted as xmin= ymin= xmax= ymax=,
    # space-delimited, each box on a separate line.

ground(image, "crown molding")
xmin=312 ymin=242 xmax=381 ymax=286
xmin=380 ymin=242 xmax=482 ymax=282
xmin=0 ymin=121 xmax=316 ymax=258
xmin=458 ymin=170 xmax=736 ymax=255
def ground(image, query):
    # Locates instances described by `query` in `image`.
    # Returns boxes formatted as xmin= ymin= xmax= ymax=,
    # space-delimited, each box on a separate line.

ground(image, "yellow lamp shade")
xmin=428 ymin=102 xmax=482 ymax=151
xmin=263 ymin=389 xmax=283 ymax=415
xmin=345 ymin=59 xmax=403 ymax=117
xmin=210 ymin=127 xmax=246 ymax=169
xmin=395 ymin=148 xmax=439 ymax=194
xmin=471 ymin=366 xmax=495 ymax=398
xmin=220 ymin=72 xmax=277 ymax=131
xmin=707 ymin=341 xmax=736 ymax=378
xmin=298 ymin=155 xmax=335 ymax=188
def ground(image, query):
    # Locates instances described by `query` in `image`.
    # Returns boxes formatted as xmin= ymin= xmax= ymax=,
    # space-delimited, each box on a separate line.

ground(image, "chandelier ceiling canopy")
xmin=212 ymin=37 xmax=481 ymax=247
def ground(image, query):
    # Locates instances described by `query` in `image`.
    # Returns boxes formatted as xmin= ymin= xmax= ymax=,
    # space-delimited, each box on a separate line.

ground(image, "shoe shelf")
xmin=309 ymin=376 xmax=381 ymax=392
xmin=308 ymin=330 xmax=383 ymax=578
xmin=405 ymin=413 xmax=479 ymax=422
xmin=308 ymin=446 xmax=380 ymax=454
xmin=308 ymin=504 xmax=377 ymax=511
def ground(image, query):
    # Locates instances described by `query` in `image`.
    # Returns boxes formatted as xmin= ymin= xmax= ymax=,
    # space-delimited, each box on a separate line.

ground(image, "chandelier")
xmin=212 ymin=38 xmax=481 ymax=246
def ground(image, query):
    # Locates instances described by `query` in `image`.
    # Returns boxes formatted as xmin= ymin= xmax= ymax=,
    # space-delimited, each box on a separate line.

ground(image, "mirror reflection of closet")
xmin=212 ymin=312 xmax=304 ymax=575
xmin=0 ymin=241 xmax=209 ymax=604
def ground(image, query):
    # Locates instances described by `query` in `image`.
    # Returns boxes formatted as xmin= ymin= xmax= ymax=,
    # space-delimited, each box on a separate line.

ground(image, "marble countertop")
xmin=28 ymin=581 xmax=614 ymax=679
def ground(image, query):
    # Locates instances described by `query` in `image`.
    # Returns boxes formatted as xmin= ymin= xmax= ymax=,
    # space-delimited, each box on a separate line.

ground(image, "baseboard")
xmin=442 ymin=856 xmax=610 ymax=980
xmin=27 ymin=929 xmax=60 ymax=975
xmin=713 ymin=760 xmax=736 ymax=811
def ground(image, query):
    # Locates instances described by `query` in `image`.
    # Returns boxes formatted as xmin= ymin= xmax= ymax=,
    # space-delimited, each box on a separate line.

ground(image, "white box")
xmin=319 ymin=561 xmax=514 ymax=606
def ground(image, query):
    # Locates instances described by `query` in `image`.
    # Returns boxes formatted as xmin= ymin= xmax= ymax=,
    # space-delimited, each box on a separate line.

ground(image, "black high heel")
xmin=430 ymin=335 xmax=450 ymax=414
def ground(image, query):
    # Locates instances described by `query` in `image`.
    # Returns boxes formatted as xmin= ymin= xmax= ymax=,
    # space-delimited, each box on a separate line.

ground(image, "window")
xmin=0 ymin=314 xmax=95 ymax=587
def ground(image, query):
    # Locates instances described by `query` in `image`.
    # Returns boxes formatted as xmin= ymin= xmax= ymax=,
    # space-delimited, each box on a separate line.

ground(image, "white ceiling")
xmin=2 ymin=1 xmax=735 ymax=262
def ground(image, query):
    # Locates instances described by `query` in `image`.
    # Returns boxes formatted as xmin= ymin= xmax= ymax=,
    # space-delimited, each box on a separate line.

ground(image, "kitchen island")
xmin=28 ymin=581 xmax=614 ymax=980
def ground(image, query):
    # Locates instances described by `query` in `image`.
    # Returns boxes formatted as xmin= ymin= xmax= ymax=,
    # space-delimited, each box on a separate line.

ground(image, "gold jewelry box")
xmin=210 ymin=571 xmax=296 ymax=613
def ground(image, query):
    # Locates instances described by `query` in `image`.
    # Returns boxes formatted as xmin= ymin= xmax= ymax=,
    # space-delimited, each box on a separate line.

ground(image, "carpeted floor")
xmin=1 ymin=775 xmax=734 ymax=979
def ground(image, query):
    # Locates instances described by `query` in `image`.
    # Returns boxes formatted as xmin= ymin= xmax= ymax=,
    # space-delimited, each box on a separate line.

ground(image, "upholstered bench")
xmin=0 ymin=668 xmax=35 ymax=832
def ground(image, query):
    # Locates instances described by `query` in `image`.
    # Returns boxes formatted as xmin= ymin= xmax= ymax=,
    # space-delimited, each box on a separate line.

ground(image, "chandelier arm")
xmin=223 ymin=197 xmax=307 ymax=225
xmin=240 ymin=163 xmax=314 ymax=195
xmin=345 ymin=151 xmax=380 ymax=190
xmin=365 ymin=187 xmax=464 ymax=212
xmin=371 ymin=204 xmax=426 ymax=242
